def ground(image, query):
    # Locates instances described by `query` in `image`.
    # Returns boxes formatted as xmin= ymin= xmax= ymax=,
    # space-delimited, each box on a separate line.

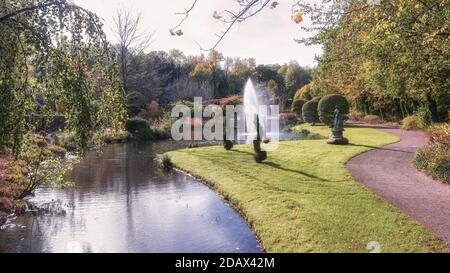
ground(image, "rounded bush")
xmin=428 ymin=124 xmax=450 ymax=146
xmin=291 ymin=99 xmax=307 ymax=116
xmin=302 ymin=100 xmax=320 ymax=125
xmin=223 ymin=140 xmax=233 ymax=150
xmin=125 ymin=118 xmax=149 ymax=135
xmin=414 ymin=144 xmax=450 ymax=183
xmin=318 ymin=94 xmax=349 ymax=126
xmin=126 ymin=92 xmax=146 ymax=116
xmin=401 ymin=115 xmax=422 ymax=130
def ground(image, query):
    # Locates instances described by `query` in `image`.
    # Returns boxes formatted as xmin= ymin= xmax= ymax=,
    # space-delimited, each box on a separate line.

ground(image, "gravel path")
xmin=347 ymin=124 xmax=450 ymax=246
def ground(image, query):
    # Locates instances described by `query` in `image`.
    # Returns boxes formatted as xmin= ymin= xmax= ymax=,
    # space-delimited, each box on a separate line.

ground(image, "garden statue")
xmin=327 ymin=107 xmax=349 ymax=145
xmin=253 ymin=115 xmax=267 ymax=163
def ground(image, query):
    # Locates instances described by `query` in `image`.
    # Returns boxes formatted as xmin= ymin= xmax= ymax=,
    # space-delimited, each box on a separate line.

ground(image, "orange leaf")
xmin=293 ymin=12 xmax=303 ymax=24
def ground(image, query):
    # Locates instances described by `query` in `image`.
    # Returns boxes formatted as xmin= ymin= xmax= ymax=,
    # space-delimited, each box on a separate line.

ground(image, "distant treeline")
xmin=119 ymin=49 xmax=312 ymax=110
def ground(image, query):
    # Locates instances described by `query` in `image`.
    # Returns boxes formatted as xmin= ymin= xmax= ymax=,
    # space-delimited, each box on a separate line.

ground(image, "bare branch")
xmin=169 ymin=0 xmax=198 ymax=33
xmin=170 ymin=0 xmax=272 ymax=51
xmin=112 ymin=7 xmax=155 ymax=91
xmin=200 ymin=0 xmax=271 ymax=51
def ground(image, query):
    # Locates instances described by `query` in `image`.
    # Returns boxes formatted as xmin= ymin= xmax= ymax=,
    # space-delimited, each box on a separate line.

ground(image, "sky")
xmin=75 ymin=0 xmax=323 ymax=67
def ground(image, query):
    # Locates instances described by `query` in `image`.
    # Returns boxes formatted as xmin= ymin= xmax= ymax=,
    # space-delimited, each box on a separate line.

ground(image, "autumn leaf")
xmin=213 ymin=10 xmax=222 ymax=20
xmin=270 ymin=1 xmax=279 ymax=9
xmin=293 ymin=12 xmax=303 ymax=24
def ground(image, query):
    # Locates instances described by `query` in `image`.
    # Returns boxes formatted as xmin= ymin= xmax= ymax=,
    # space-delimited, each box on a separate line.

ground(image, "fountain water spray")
xmin=240 ymin=79 xmax=279 ymax=149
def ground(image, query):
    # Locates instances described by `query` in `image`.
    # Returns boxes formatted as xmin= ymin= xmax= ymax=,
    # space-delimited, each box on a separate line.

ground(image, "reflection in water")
xmin=0 ymin=142 xmax=261 ymax=253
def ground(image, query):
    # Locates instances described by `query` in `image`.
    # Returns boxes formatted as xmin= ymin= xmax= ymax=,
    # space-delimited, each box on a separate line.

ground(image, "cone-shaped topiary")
xmin=222 ymin=110 xmax=234 ymax=150
xmin=253 ymin=115 xmax=267 ymax=163
xmin=291 ymin=99 xmax=307 ymax=117
xmin=302 ymin=100 xmax=320 ymax=125
xmin=318 ymin=94 xmax=349 ymax=126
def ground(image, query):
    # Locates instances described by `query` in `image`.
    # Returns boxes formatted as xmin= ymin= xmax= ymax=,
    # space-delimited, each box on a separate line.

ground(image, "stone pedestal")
xmin=327 ymin=130 xmax=349 ymax=145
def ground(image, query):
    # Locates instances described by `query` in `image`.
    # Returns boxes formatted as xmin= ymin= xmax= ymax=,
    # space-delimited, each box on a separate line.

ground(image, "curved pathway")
xmin=347 ymin=124 xmax=450 ymax=246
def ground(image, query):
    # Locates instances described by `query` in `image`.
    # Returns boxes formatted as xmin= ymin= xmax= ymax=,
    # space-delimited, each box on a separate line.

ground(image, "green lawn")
xmin=166 ymin=125 xmax=448 ymax=252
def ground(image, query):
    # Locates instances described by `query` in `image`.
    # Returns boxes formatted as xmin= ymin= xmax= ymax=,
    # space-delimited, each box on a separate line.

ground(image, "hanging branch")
xmin=170 ymin=0 xmax=272 ymax=50
xmin=199 ymin=0 xmax=271 ymax=51
xmin=0 ymin=0 xmax=107 ymax=46
xmin=0 ymin=0 xmax=63 ymax=22
xmin=169 ymin=0 xmax=199 ymax=35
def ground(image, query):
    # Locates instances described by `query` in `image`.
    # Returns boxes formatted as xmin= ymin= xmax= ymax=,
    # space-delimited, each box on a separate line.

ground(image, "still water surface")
xmin=0 ymin=142 xmax=262 ymax=253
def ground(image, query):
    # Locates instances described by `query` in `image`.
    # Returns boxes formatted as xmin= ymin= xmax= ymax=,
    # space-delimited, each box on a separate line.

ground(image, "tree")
xmin=208 ymin=50 xmax=225 ymax=98
xmin=296 ymin=0 xmax=450 ymax=121
xmin=170 ymin=0 xmax=273 ymax=50
xmin=170 ymin=0 xmax=449 ymax=121
xmin=127 ymin=51 xmax=175 ymax=101
xmin=0 ymin=0 xmax=125 ymax=154
xmin=279 ymin=61 xmax=311 ymax=99
xmin=112 ymin=7 xmax=154 ymax=93
xmin=268 ymin=79 xmax=286 ymax=110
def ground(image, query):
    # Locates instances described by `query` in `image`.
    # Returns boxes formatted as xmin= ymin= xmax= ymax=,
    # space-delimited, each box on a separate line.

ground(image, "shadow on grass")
xmin=230 ymin=149 xmax=253 ymax=155
xmin=229 ymin=148 xmax=331 ymax=181
xmin=262 ymin=161 xmax=330 ymax=182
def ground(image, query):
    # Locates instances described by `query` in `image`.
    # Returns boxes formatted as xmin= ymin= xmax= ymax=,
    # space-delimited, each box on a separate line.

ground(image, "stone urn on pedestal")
xmin=327 ymin=107 xmax=349 ymax=145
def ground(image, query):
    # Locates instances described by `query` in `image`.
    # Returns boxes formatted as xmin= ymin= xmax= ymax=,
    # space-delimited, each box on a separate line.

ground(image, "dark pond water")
xmin=0 ymin=141 xmax=262 ymax=253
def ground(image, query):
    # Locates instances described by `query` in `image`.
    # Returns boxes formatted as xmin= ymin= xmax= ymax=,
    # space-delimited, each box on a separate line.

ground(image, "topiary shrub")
xmin=302 ymin=100 xmax=320 ymax=125
xmin=318 ymin=94 xmax=350 ymax=126
xmin=125 ymin=118 xmax=151 ymax=139
xmin=291 ymin=99 xmax=307 ymax=117
xmin=126 ymin=92 xmax=147 ymax=116
xmin=223 ymin=140 xmax=233 ymax=150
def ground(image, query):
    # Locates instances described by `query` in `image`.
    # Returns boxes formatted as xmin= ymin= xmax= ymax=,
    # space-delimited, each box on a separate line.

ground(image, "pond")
xmin=0 ymin=141 xmax=262 ymax=253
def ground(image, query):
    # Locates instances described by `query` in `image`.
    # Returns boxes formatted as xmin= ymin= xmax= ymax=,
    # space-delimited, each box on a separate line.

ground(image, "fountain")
xmin=242 ymin=79 xmax=263 ymax=143
xmin=240 ymin=79 xmax=277 ymax=144
xmin=238 ymin=79 xmax=281 ymax=162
